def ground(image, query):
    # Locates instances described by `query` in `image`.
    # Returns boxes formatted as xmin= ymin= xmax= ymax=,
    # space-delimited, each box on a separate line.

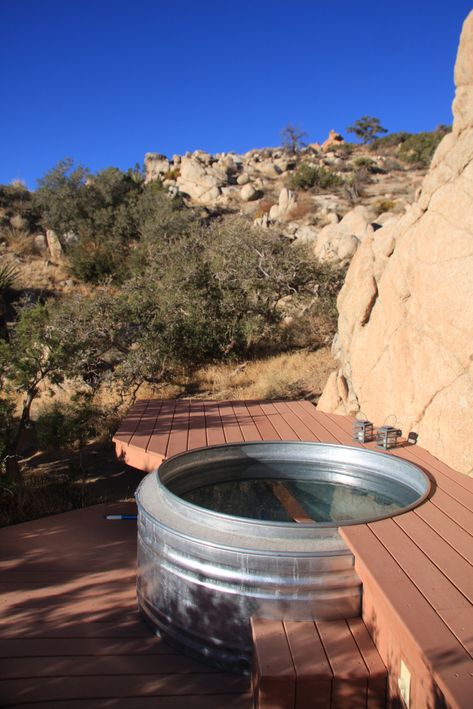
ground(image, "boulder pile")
xmin=144 ymin=131 xmax=423 ymax=266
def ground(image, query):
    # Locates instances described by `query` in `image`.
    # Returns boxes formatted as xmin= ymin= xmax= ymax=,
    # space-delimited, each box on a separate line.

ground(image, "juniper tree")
xmin=347 ymin=116 xmax=388 ymax=144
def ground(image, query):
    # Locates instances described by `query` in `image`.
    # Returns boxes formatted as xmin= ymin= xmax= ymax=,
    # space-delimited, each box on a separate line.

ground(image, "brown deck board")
xmin=428 ymin=487 xmax=473 ymax=533
xmin=285 ymin=400 xmax=340 ymax=444
xmin=233 ymin=401 xmax=263 ymax=441
xmin=394 ymin=511 xmax=473 ymax=605
xmin=318 ymin=619 xmax=369 ymax=709
xmin=347 ymin=618 xmax=387 ymax=709
xmin=113 ymin=398 xmax=150 ymax=446
xmin=203 ymin=400 xmax=226 ymax=445
xmin=0 ymin=673 xmax=249 ymax=703
xmin=283 ymin=620 xmax=332 ymax=709
xmin=187 ymin=400 xmax=207 ymax=450
xmin=366 ymin=518 xmax=473 ymax=656
xmin=247 ymin=400 xmax=283 ymax=440
xmin=271 ymin=401 xmax=320 ymax=442
xmin=20 ymin=398 xmax=470 ymax=708
xmin=165 ymin=398 xmax=191 ymax=457
xmin=0 ymin=499 xmax=251 ymax=708
xmin=146 ymin=399 xmax=178 ymax=457
xmin=415 ymin=499 xmax=473 ymax=566
xmin=341 ymin=524 xmax=473 ymax=708
xmin=251 ymin=617 xmax=296 ymax=709
xmin=217 ymin=400 xmax=243 ymax=443
xmin=261 ymin=407 xmax=301 ymax=440
xmin=127 ymin=399 xmax=164 ymax=454
xmin=9 ymin=698 xmax=251 ymax=709
xmin=0 ymin=653 xmax=220 ymax=677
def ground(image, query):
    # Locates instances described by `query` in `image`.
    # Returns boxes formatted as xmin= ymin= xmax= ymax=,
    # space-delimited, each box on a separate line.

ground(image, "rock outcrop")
xmin=144 ymin=132 xmax=424 ymax=244
xmin=321 ymin=129 xmax=344 ymax=153
xmin=45 ymin=229 xmax=63 ymax=261
xmin=313 ymin=205 xmax=372 ymax=264
xmin=318 ymin=11 xmax=473 ymax=475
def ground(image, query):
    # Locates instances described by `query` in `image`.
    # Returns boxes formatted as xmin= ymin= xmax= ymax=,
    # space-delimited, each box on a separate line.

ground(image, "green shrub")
xmin=343 ymin=165 xmax=372 ymax=202
xmin=398 ymin=127 xmax=451 ymax=167
xmin=353 ymin=157 xmax=379 ymax=173
xmin=369 ymin=131 xmax=411 ymax=152
xmin=329 ymin=143 xmax=353 ymax=159
xmin=370 ymin=126 xmax=451 ymax=167
xmin=68 ymin=241 xmax=128 ymax=284
xmin=373 ymin=199 xmax=396 ymax=217
xmin=0 ymin=263 xmax=19 ymax=292
xmin=35 ymin=401 xmax=106 ymax=451
xmin=287 ymin=164 xmax=343 ymax=191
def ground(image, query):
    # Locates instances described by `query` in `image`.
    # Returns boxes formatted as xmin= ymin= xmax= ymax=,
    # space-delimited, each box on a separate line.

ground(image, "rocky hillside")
xmin=1 ymin=125 xmax=441 ymax=299
xmin=144 ymin=130 xmax=430 ymax=267
xmin=318 ymin=11 xmax=473 ymax=475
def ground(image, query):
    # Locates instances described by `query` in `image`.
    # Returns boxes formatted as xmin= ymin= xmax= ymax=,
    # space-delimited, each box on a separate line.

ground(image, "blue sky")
xmin=1 ymin=1 xmax=471 ymax=188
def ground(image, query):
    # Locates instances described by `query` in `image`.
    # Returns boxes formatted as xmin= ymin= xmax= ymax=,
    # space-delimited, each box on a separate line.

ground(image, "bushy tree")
xmin=347 ymin=116 xmax=387 ymax=144
xmin=0 ymin=292 xmax=132 ymax=453
xmin=34 ymin=160 xmax=144 ymax=282
xmin=33 ymin=158 xmax=91 ymax=235
xmin=121 ymin=217 xmax=343 ymax=384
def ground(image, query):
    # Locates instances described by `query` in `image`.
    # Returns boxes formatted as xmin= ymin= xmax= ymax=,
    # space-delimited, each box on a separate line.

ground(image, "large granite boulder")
xmin=321 ymin=129 xmax=344 ymax=153
xmin=269 ymin=188 xmax=297 ymax=221
xmin=318 ymin=11 xmax=473 ymax=475
xmin=176 ymin=155 xmax=227 ymax=203
xmin=144 ymin=153 xmax=170 ymax=181
xmin=313 ymin=206 xmax=372 ymax=264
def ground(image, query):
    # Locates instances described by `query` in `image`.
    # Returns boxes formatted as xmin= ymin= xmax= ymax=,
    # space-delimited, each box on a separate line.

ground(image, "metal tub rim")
xmin=155 ymin=440 xmax=431 ymax=529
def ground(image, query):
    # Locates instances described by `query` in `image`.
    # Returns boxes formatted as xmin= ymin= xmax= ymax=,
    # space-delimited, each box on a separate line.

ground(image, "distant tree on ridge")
xmin=280 ymin=124 xmax=307 ymax=154
xmin=347 ymin=116 xmax=388 ymax=144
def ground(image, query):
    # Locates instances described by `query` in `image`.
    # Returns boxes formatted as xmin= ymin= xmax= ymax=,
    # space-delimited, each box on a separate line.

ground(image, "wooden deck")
xmin=113 ymin=400 xmax=473 ymax=708
xmin=2 ymin=400 xmax=473 ymax=707
xmin=0 ymin=501 xmax=251 ymax=708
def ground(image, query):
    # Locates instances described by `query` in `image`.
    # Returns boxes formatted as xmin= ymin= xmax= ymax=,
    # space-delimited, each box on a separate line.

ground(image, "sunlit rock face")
xmin=318 ymin=11 xmax=473 ymax=475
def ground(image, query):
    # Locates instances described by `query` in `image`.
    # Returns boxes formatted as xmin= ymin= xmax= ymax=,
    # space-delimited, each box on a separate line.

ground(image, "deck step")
xmin=251 ymin=617 xmax=387 ymax=709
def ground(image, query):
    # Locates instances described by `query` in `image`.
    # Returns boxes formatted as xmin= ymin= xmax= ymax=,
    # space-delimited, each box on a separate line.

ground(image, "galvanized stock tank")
xmin=136 ymin=442 xmax=430 ymax=672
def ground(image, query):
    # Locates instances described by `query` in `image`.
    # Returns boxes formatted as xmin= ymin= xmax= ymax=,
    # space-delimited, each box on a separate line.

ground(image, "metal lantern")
xmin=376 ymin=426 xmax=402 ymax=450
xmin=352 ymin=419 xmax=374 ymax=443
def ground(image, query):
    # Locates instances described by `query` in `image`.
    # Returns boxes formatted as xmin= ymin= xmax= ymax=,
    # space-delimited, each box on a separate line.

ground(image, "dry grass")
xmin=2 ymin=226 xmax=38 ymax=256
xmin=193 ymin=347 xmax=335 ymax=402
xmin=8 ymin=254 xmax=73 ymax=293
xmin=286 ymin=196 xmax=314 ymax=221
xmin=254 ymin=198 xmax=276 ymax=218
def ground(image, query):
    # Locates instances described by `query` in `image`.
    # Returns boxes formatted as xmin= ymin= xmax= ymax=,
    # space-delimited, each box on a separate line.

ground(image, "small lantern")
xmin=376 ymin=426 xmax=401 ymax=450
xmin=352 ymin=419 xmax=374 ymax=443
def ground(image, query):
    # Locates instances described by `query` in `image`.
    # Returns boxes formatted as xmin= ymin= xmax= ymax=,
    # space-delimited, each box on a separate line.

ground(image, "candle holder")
xmin=352 ymin=419 xmax=374 ymax=443
xmin=376 ymin=426 xmax=402 ymax=450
